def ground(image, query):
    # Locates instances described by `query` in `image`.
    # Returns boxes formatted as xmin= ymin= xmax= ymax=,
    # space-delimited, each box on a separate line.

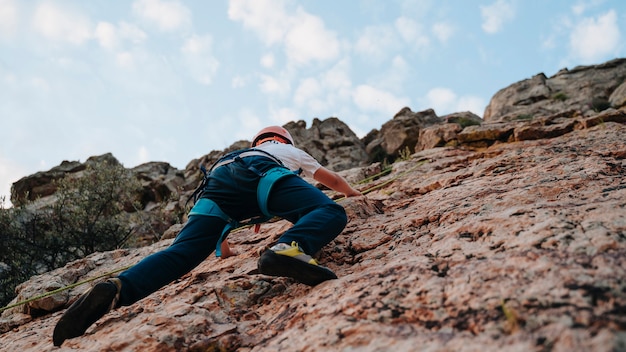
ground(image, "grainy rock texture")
xmin=1 ymin=121 xmax=624 ymax=351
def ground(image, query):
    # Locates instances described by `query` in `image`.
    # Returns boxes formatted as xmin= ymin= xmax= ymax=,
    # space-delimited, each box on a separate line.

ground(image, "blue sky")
xmin=1 ymin=0 xmax=625 ymax=206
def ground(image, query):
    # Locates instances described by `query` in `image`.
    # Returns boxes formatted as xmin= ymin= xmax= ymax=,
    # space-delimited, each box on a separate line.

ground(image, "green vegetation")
xmin=515 ymin=114 xmax=533 ymax=121
xmin=456 ymin=117 xmax=482 ymax=128
xmin=500 ymin=299 xmax=520 ymax=334
xmin=398 ymin=146 xmax=413 ymax=161
xmin=0 ymin=161 xmax=141 ymax=307
xmin=552 ymin=92 xmax=568 ymax=101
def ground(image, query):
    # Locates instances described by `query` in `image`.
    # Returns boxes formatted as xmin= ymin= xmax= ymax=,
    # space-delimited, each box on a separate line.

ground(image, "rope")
xmin=0 ymin=157 xmax=428 ymax=314
xmin=0 ymin=265 xmax=132 ymax=314
xmin=334 ymin=158 xmax=428 ymax=201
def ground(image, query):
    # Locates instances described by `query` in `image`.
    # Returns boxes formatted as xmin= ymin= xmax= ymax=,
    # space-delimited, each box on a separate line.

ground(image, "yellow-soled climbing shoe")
xmin=258 ymin=241 xmax=337 ymax=286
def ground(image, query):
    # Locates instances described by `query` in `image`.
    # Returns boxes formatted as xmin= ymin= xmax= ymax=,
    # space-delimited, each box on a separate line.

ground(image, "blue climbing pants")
xmin=117 ymin=155 xmax=347 ymax=305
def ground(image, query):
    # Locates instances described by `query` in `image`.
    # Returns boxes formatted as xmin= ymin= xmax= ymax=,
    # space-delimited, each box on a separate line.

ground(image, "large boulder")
xmin=131 ymin=162 xmax=186 ymax=209
xmin=416 ymin=111 xmax=483 ymax=151
xmin=365 ymin=107 xmax=443 ymax=162
xmin=609 ymin=80 xmax=626 ymax=108
xmin=10 ymin=153 xmax=120 ymax=206
xmin=484 ymin=58 xmax=626 ymax=122
xmin=285 ymin=118 xmax=369 ymax=171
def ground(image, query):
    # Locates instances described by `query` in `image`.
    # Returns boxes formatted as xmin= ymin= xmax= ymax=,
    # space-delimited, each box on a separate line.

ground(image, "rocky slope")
xmin=1 ymin=59 xmax=626 ymax=351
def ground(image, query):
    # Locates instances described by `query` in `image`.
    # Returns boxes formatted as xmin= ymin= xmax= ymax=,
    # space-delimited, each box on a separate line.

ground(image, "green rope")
xmin=334 ymin=159 xmax=428 ymax=201
xmin=0 ymin=265 xmax=132 ymax=314
xmin=0 ymin=157 xmax=428 ymax=314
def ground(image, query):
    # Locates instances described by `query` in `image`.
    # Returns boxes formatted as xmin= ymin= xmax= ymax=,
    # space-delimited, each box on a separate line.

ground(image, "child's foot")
xmin=257 ymin=241 xmax=337 ymax=286
xmin=53 ymin=278 xmax=121 ymax=346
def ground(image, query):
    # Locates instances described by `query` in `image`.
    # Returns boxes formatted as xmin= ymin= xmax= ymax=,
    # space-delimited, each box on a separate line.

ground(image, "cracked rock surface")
xmin=1 ymin=123 xmax=626 ymax=351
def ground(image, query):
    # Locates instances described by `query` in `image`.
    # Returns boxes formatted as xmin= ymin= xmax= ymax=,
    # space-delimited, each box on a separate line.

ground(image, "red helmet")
xmin=251 ymin=126 xmax=294 ymax=147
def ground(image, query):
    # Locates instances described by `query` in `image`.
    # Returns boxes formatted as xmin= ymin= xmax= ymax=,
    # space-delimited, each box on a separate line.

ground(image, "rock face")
xmin=484 ymin=58 xmax=626 ymax=122
xmin=2 ymin=57 xmax=626 ymax=351
xmin=1 ymin=120 xmax=624 ymax=351
xmin=365 ymin=107 xmax=444 ymax=162
xmin=10 ymin=153 xmax=121 ymax=206
xmin=285 ymin=117 xmax=370 ymax=171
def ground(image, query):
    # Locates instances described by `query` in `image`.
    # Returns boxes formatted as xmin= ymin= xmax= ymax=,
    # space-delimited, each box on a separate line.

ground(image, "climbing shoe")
xmin=258 ymin=241 xmax=337 ymax=286
xmin=53 ymin=278 xmax=121 ymax=346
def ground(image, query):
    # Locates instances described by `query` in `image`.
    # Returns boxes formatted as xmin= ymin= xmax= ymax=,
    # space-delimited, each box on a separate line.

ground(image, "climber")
xmin=53 ymin=125 xmax=362 ymax=346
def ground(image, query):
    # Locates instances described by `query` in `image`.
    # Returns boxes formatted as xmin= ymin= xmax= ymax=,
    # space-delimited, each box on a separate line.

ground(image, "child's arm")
xmin=313 ymin=166 xmax=362 ymax=197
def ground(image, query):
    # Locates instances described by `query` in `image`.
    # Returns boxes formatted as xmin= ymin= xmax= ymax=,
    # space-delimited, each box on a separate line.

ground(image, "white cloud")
xmin=95 ymin=21 xmax=147 ymax=50
xmin=321 ymin=59 xmax=352 ymax=93
xmin=293 ymin=76 xmax=333 ymax=114
xmin=181 ymin=34 xmax=219 ymax=85
xmin=261 ymin=53 xmax=275 ymax=68
xmin=232 ymin=75 xmax=247 ymax=88
xmin=457 ymin=96 xmax=486 ymax=117
xmin=137 ymin=146 xmax=150 ymax=164
xmin=270 ymin=106 xmax=300 ymax=124
xmin=95 ymin=22 xmax=118 ymax=49
xmin=395 ymin=17 xmax=429 ymax=49
xmin=284 ymin=10 xmax=340 ymax=65
xmin=319 ymin=59 xmax=353 ymax=109
xmin=291 ymin=59 xmax=353 ymax=115
xmin=29 ymin=76 xmax=50 ymax=91
xmin=353 ymin=85 xmax=410 ymax=116
xmin=0 ymin=153 xmax=28 ymax=208
xmin=0 ymin=0 xmax=18 ymax=39
xmin=294 ymin=77 xmax=322 ymax=106
xmin=240 ymin=109 xmax=263 ymax=130
xmin=119 ymin=22 xmax=148 ymax=44
xmin=571 ymin=3 xmax=585 ymax=16
xmin=432 ymin=22 xmax=455 ymax=43
xmin=426 ymin=87 xmax=456 ymax=112
xmin=571 ymin=0 xmax=605 ymax=16
xmin=132 ymin=0 xmax=191 ymax=32
xmin=480 ymin=0 xmax=516 ymax=34
xmin=229 ymin=0 xmax=340 ymax=66
xmin=376 ymin=55 xmax=410 ymax=92
xmin=569 ymin=10 xmax=620 ymax=63
xmin=259 ymin=73 xmax=290 ymax=96
xmin=116 ymin=51 xmax=135 ymax=68
xmin=33 ymin=1 xmax=92 ymax=44
xmin=228 ymin=0 xmax=290 ymax=45
xmin=424 ymin=87 xmax=486 ymax=116
xmin=399 ymin=0 xmax=435 ymax=16
xmin=355 ymin=25 xmax=398 ymax=61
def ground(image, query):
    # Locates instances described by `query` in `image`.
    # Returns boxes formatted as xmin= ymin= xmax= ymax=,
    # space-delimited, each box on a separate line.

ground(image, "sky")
xmin=1 ymin=0 xmax=625 ymax=206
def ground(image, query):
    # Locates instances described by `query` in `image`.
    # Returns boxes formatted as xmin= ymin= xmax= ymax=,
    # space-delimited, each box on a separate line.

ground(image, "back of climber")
xmin=53 ymin=125 xmax=362 ymax=346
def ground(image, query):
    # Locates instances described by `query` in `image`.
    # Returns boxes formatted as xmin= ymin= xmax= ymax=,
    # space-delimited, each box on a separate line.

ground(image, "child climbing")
xmin=53 ymin=125 xmax=362 ymax=346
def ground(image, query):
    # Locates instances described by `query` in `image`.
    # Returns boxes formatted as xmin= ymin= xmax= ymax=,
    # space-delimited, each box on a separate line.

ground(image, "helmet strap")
xmin=255 ymin=135 xmax=291 ymax=146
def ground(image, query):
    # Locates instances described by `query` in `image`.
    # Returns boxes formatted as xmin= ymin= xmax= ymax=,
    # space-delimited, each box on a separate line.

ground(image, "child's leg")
xmin=265 ymin=176 xmax=347 ymax=255
xmin=117 ymin=215 xmax=225 ymax=305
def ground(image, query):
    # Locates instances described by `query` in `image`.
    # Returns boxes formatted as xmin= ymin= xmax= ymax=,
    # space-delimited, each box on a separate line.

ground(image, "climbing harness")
xmin=187 ymin=148 xmax=300 ymax=257
xmin=187 ymin=148 xmax=285 ymax=205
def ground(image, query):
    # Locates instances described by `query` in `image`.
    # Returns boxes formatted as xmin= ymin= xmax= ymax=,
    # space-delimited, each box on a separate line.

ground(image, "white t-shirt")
xmin=254 ymin=141 xmax=322 ymax=178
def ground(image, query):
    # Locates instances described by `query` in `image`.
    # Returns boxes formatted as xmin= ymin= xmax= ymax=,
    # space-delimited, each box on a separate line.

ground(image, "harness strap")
xmin=186 ymin=149 xmax=299 ymax=257
xmin=257 ymin=167 xmax=299 ymax=218
xmin=210 ymin=148 xmax=283 ymax=172
xmin=188 ymin=198 xmax=239 ymax=257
